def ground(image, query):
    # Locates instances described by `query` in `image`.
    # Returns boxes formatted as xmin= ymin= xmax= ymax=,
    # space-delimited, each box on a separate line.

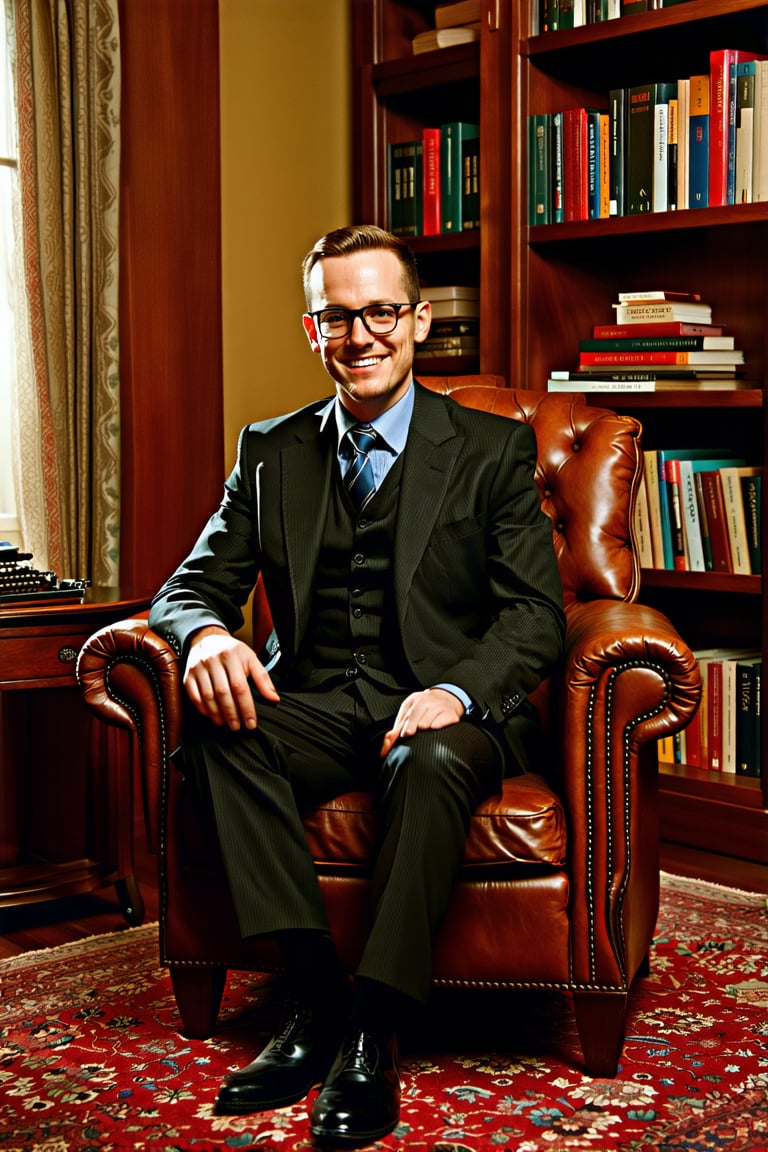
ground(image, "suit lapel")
xmin=394 ymin=386 xmax=461 ymax=618
xmin=281 ymin=401 xmax=335 ymax=650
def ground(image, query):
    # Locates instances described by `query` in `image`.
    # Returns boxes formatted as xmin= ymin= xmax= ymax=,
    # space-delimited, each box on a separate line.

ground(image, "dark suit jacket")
xmin=149 ymin=382 xmax=565 ymax=766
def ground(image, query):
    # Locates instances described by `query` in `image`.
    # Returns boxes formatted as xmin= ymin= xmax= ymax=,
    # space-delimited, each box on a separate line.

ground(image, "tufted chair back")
xmin=77 ymin=376 xmax=700 ymax=1082
xmin=420 ymin=378 xmax=642 ymax=608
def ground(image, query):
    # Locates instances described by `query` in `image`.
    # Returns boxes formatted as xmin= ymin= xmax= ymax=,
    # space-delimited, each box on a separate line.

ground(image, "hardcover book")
xmin=708 ymin=49 xmax=768 ymax=206
xmin=440 ymin=122 xmax=479 ymax=232
xmin=627 ymin=83 xmax=654 ymax=213
xmin=688 ymin=74 xmax=710 ymax=208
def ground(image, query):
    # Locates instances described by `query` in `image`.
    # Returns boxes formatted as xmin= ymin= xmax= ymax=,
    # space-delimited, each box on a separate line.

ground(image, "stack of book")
xmin=547 ymin=290 xmax=750 ymax=391
xmin=659 ymin=647 xmax=762 ymax=777
xmin=412 ymin=0 xmax=481 ymax=53
xmin=634 ymin=445 xmax=762 ymax=576
xmin=415 ymin=286 xmax=479 ymax=371
xmin=388 ymin=121 xmax=479 ymax=237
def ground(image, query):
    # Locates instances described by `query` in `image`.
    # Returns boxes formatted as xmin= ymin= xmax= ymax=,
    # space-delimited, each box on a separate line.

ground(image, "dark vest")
xmin=290 ymin=454 xmax=415 ymax=717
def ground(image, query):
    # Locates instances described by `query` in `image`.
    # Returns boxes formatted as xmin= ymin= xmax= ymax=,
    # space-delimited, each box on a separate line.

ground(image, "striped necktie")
xmin=344 ymin=423 xmax=378 ymax=511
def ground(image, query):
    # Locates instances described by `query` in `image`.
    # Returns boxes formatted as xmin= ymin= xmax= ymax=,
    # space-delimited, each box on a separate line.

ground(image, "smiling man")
xmin=148 ymin=224 xmax=565 ymax=1147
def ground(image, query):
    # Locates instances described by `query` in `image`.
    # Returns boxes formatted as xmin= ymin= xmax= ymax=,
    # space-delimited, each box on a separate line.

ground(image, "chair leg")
xmin=169 ymin=964 xmax=227 ymax=1039
xmin=572 ymin=989 xmax=628 ymax=1078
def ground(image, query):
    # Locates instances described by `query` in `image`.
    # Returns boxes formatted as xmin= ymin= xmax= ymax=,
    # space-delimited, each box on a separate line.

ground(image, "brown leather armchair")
xmin=76 ymin=377 xmax=700 ymax=1078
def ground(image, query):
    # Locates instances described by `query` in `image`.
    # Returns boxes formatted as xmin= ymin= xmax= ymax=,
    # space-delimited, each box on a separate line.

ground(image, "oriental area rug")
xmin=1 ymin=873 xmax=766 ymax=1152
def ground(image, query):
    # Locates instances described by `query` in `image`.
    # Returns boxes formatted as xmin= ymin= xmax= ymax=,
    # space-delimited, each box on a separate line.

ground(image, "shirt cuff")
xmin=433 ymin=682 xmax=475 ymax=717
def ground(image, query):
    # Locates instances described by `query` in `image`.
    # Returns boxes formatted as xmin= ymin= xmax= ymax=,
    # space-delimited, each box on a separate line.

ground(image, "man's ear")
xmin=302 ymin=313 xmax=322 ymax=353
xmin=413 ymin=300 xmax=432 ymax=345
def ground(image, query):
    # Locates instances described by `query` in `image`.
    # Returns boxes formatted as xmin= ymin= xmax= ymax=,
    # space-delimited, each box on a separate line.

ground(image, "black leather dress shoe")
xmin=214 ymin=998 xmax=342 ymax=1116
xmin=310 ymin=1029 xmax=400 ymax=1146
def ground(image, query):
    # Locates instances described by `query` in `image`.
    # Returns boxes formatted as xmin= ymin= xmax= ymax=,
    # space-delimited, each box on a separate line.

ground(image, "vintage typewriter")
xmin=0 ymin=542 xmax=89 ymax=607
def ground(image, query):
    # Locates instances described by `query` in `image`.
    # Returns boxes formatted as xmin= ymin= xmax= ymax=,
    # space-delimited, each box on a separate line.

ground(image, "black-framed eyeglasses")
xmin=308 ymin=302 xmax=421 ymax=339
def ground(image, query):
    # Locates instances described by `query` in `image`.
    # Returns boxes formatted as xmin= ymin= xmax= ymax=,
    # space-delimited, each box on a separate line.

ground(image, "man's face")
xmin=302 ymin=249 xmax=431 ymax=420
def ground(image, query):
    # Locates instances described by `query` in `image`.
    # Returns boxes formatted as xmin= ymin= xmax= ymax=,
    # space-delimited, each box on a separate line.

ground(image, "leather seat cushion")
xmin=303 ymin=772 xmax=566 ymax=869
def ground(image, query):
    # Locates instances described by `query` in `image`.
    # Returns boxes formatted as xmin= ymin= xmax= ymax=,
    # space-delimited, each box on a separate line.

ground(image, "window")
xmin=0 ymin=0 xmax=20 ymax=545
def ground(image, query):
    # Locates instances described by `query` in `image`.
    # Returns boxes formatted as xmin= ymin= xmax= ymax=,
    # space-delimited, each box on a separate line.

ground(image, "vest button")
xmin=358 ymin=518 xmax=369 ymax=528
xmin=355 ymin=652 xmax=367 ymax=665
xmin=345 ymin=666 xmax=358 ymax=678
xmin=352 ymin=607 xmax=363 ymax=618
xmin=354 ymin=553 xmax=365 ymax=565
xmin=352 ymin=587 xmax=362 ymax=597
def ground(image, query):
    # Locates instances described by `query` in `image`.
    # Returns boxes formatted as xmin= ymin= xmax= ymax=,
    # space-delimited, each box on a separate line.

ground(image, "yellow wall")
xmin=219 ymin=0 xmax=352 ymax=465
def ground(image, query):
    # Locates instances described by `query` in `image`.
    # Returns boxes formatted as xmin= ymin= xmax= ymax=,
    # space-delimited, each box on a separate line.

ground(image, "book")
xmin=736 ymin=655 xmax=762 ymax=778
xmin=616 ymin=290 xmax=702 ymax=302
xmin=684 ymin=456 xmax=746 ymax=571
xmin=741 ymin=471 xmax=762 ymax=575
xmin=429 ymin=298 xmax=480 ymax=319
xmin=643 ymin=449 xmax=665 ymax=568
xmin=387 ymin=142 xmax=406 ymax=234
xmin=627 ymin=83 xmax=654 ymax=213
xmin=563 ymin=107 xmax=590 ymax=221
xmin=688 ymin=73 xmax=709 ymax=207
xmin=592 ymin=321 xmax=724 ymax=338
xmin=698 ymin=470 xmax=733 ymax=573
xmin=422 ymin=127 xmax=441 ymax=235
xmin=412 ymin=25 xmax=480 ymax=53
xmin=735 ymin=61 xmax=757 ymax=204
xmin=462 ymin=132 xmax=480 ymax=229
xmin=547 ymin=374 xmax=752 ymax=391
xmin=667 ymin=93 xmax=679 ymax=210
xmin=608 ymin=88 xmax=626 ymax=215
xmin=708 ymin=49 xmax=768 ymax=207
xmin=720 ymin=465 xmax=761 ymax=575
xmin=633 ymin=471 xmax=655 ymax=568
xmin=422 ymin=285 xmax=478 ymax=301
xmin=579 ymin=336 xmax=734 ymax=351
xmin=578 ymin=350 xmax=743 ymax=367
xmin=551 ymin=110 xmax=564 ymax=223
xmin=676 ymin=75 xmax=689 ymax=210
xmin=529 ymin=114 xmax=552 ymax=224
xmin=612 ymin=301 xmax=713 ymax=323
xmin=388 ymin=140 xmax=423 ymax=235
xmin=653 ymin=81 xmax=677 ymax=211
xmin=434 ymin=0 xmax=482 ymax=27
xmin=722 ymin=651 xmax=761 ymax=772
xmin=677 ymin=458 xmax=706 ymax=571
xmin=440 ymin=122 xmax=479 ymax=232
xmin=665 ymin=456 xmax=687 ymax=570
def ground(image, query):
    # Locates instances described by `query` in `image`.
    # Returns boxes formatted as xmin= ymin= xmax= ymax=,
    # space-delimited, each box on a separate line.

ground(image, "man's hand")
xmin=380 ymin=687 xmax=465 ymax=759
xmin=183 ymin=625 xmax=280 ymax=731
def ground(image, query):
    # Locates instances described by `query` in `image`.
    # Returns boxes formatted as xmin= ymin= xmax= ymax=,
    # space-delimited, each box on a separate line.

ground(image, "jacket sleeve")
xmin=148 ymin=426 xmax=261 ymax=663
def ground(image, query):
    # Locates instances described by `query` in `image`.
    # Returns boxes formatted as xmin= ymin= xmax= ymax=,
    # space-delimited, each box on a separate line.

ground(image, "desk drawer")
xmin=0 ymin=629 xmax=88 ymax=686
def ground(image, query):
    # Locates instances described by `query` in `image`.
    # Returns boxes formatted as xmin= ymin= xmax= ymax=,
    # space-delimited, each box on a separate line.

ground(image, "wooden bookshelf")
xmin=352 ymin=0 xmax=768 ymax=877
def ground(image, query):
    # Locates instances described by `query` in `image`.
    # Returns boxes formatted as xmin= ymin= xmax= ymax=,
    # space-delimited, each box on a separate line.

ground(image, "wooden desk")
xmin=0 ymin=588 xmax=152 ymax=927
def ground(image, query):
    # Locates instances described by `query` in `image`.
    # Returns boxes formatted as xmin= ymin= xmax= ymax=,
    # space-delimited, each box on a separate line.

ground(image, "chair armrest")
xmin=76 ymin=614 xmax=183 ymax=854
xmin=558 ymin=598 xmax=701 ymax=986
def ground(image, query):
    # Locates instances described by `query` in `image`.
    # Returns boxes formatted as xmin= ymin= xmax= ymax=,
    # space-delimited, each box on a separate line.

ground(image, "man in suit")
xmin=148 ymin=224 xmax=565 ymax=1146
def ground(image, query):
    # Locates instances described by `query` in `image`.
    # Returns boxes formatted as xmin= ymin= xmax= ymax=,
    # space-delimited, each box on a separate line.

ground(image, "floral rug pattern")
xmin=1 ymin=873 xmax=766 ymax=1151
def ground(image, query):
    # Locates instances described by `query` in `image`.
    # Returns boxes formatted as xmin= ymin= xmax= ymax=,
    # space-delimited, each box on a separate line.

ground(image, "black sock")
xmin=351 ymin=975 xmax=406 ymax=1040
xmin=274 ymin=929 xmax=349 ymax=1007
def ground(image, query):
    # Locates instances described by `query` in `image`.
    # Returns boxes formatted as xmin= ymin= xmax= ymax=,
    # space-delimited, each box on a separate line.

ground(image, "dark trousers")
xmin=180 ymin=681 xmax=505 ymax=1004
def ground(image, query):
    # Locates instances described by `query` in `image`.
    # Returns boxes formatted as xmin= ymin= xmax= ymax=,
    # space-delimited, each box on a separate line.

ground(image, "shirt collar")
xmin=334 ymin=380 xmax=415 ymax=457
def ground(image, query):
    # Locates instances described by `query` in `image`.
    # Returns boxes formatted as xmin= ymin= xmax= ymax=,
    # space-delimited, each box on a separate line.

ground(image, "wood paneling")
xmin=118 ymin=0 xmax=224 ymax=592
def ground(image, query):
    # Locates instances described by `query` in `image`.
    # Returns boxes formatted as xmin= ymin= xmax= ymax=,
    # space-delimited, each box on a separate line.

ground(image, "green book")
xmin=440 ymin=122 xmax=479 ymax=232
xmin=528 ymin=114 xmax=552 ymax=225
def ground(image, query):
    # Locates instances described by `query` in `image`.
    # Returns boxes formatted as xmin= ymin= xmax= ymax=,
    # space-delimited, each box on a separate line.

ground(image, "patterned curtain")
xmin=10 ymin=0 xmax=120 ymax=583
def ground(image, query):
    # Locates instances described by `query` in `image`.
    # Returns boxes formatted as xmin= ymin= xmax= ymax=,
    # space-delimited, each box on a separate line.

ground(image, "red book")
xmin=593 ymin=322 xmax=724 ymax=338
xmin=707 ymin=657 xmax=724 ymax=770
xmin=563 ymin=107 xmax=589 ymax=222
xmin=422 ymin=127 xmax=441 ymax=235
xmin=665 ymin=457 xmax=687 ymax=571
xmin=709 ymin=49 xmax=768 ymax=207
xmin=698 ymin=471 xmax=733 ymax=573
